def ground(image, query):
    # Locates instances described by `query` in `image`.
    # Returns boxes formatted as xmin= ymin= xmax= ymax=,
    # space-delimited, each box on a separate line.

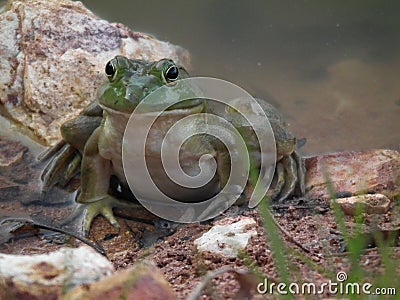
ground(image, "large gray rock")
xmin=0 ymin=0 xmax=190 ymax=145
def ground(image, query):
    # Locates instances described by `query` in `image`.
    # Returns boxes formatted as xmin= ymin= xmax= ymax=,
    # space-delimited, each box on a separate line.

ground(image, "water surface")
xmin=83 ymin=0 xmax=400 ymax=155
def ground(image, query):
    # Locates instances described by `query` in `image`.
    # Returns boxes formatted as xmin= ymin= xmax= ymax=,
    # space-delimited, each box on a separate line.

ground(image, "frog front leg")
xmin=39 ymin=103 xmax=103 ymax=191
xmin=78 ymin=127 xmax=126 ymax=235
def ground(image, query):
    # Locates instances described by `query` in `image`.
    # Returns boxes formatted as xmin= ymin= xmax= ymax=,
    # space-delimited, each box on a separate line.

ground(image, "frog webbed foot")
xmin=79 ymin=195 xmax=143 ymax=237
xmin=80 ymin=195 xmax=122 ymax=236
xmin=268 ymin=151 xmax=306 ymax=202
xmin=40 ymin=142 xmax=82 ymax=192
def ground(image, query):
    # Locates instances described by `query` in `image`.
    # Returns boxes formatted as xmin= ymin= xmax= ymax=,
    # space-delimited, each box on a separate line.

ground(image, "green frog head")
xmin=98 ymin=56 xmax=202 ymax=114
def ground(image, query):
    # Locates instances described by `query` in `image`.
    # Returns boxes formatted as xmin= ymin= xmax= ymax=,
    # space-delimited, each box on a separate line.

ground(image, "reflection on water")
xmin=82 ymin=0 xmax=400 ymax=155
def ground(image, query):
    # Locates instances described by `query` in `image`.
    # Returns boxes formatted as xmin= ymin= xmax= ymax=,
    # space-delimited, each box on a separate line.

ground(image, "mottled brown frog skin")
xmin=40 ymin=56 xmax=305 ymax=235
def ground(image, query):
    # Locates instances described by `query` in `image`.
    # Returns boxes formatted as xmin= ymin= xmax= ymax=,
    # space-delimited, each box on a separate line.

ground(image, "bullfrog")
xmin=40 ymin=56 xmax=305 ymax=235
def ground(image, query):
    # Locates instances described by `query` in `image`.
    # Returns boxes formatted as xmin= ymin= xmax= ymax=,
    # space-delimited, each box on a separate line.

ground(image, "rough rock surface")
xmin=0 ymin=137 xmax=27 ymax=167
xmin=64 ymin=261 xmax=177 ymax=300
xmin=335 ymin=193 xmax=392 ymax=216
xmin=0 ymin=246 xmax=114 ymax=299
xmin=194 ymin=217 xmax=257 ymax=257
xmin=0 ymin=0 xmax=189 ymax=145
xmin=305 ymin=149 xmax=400 ymax=200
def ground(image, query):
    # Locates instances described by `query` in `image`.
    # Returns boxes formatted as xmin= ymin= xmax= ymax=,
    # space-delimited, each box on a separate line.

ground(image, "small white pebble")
xmin=194 ymin=217 xmax=257 ymax=257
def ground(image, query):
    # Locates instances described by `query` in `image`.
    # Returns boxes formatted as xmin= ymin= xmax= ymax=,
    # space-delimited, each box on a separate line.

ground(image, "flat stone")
xmin=305 ymin=149 xmax=400 ymax=201
xmin=0 ymin=246 xmax=114 ymax=299
xmin=194 ymin=217 xmax=257 ymax=258
xmin=0 ymin=0 xmax=189 ymax=145
xmin=334 ymin=193 xmax=392 ymax=216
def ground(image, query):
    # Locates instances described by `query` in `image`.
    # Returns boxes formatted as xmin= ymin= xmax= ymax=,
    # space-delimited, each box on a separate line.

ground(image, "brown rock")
xmin=334 ymin=193 xmax=391 ymax=216
xmin=64 ymin=261 xmax=177 ymax=300
xmin=305 ymin=149 xmax=400 ymax=200
xmin=0 ymin=0 xmax=190 ymax=146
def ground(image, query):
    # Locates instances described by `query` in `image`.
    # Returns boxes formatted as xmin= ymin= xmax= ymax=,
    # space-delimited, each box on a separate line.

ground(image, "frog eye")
xmin=105 ymin=60 xmax=116 ymax=81
xmin=163 ymin=64 xmax=179 ymax=83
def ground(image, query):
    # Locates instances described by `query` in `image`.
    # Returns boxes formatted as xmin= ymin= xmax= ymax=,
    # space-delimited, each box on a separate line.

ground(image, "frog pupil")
xmin=105 ymin=61 xmax=115 ymax=78
xmin=165 ymin=65 xmax=179 ymax=81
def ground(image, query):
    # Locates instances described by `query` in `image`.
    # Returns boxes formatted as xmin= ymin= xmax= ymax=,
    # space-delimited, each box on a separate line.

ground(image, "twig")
xmin=0 ymin=218 xmax=105 ymax=255
xmin=269 ymin=213 xmax=314 ymax=255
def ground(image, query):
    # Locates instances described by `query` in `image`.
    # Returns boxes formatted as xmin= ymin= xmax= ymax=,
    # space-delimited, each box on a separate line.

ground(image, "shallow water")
xmin=83 ymin=0 xmax=400 ymax=155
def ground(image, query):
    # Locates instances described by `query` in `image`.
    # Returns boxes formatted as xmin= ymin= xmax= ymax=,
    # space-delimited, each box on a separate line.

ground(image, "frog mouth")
xmin=140 ymin=98 xmax=205 ymax=116
xmin=132 ymin=100 xmax=205 ymax=116
xmin=165 ymin=99 xmax=204 ymax=110
xmin=99 ymin=100 xmax=205 ymax=116
xmin=160 ymin=100 xmax=205 ymax=115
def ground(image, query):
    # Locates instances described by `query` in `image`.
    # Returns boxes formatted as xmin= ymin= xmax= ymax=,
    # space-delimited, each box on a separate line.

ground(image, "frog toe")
xmin=59 ymin=154 xmax=82 ymax=187
xmin=41 ymin=144 xmax=79 ymax=192
xmin=276 ymin=155 xmax=298 ymax=202
xmin=82 ymin=196 xmax=121 ymax=236
xmin=38 ymin=140 xmax=66 ymax=161
xmin=293 ymin=151 xmax=306 ymax=195
xmin=267 ymin=162 xmax=285 ymax=200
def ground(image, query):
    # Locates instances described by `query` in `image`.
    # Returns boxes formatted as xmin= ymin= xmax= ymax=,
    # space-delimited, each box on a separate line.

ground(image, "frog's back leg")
xmin=61 ymin=115 xmax=103 ymax=152
xmin=293 ymin=150 xmax=306 ymax=195
xmin=39 ymin=102 xmax=103 ymax=190
xmin=40 ymin=143 xmax=77 ymax=191
xmin=81 ymin=101 xmax=103 ymax=117
xmin=38 ymin=102 xmax=103 ymax=159
xmin=276 ymin=155 xmax=298 ymax=202
xmin=61 ymin=101 xmax=103 ymax=152
xmin=269 ymin=151 xmax=306 ymax=202
xmin=37 ymin=139 xmax=66 ymax=161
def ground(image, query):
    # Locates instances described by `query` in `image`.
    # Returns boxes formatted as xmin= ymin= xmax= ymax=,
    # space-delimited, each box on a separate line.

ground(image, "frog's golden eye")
xmin=105 ymin=60 xmax=116 ymax=80
xmin=163 ymin=64 xmax=179 ymax=83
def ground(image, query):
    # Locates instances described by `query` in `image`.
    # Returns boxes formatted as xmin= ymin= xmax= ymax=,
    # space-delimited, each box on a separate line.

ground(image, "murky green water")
xmin=82 ymin=0 xmax=400 ymax=155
